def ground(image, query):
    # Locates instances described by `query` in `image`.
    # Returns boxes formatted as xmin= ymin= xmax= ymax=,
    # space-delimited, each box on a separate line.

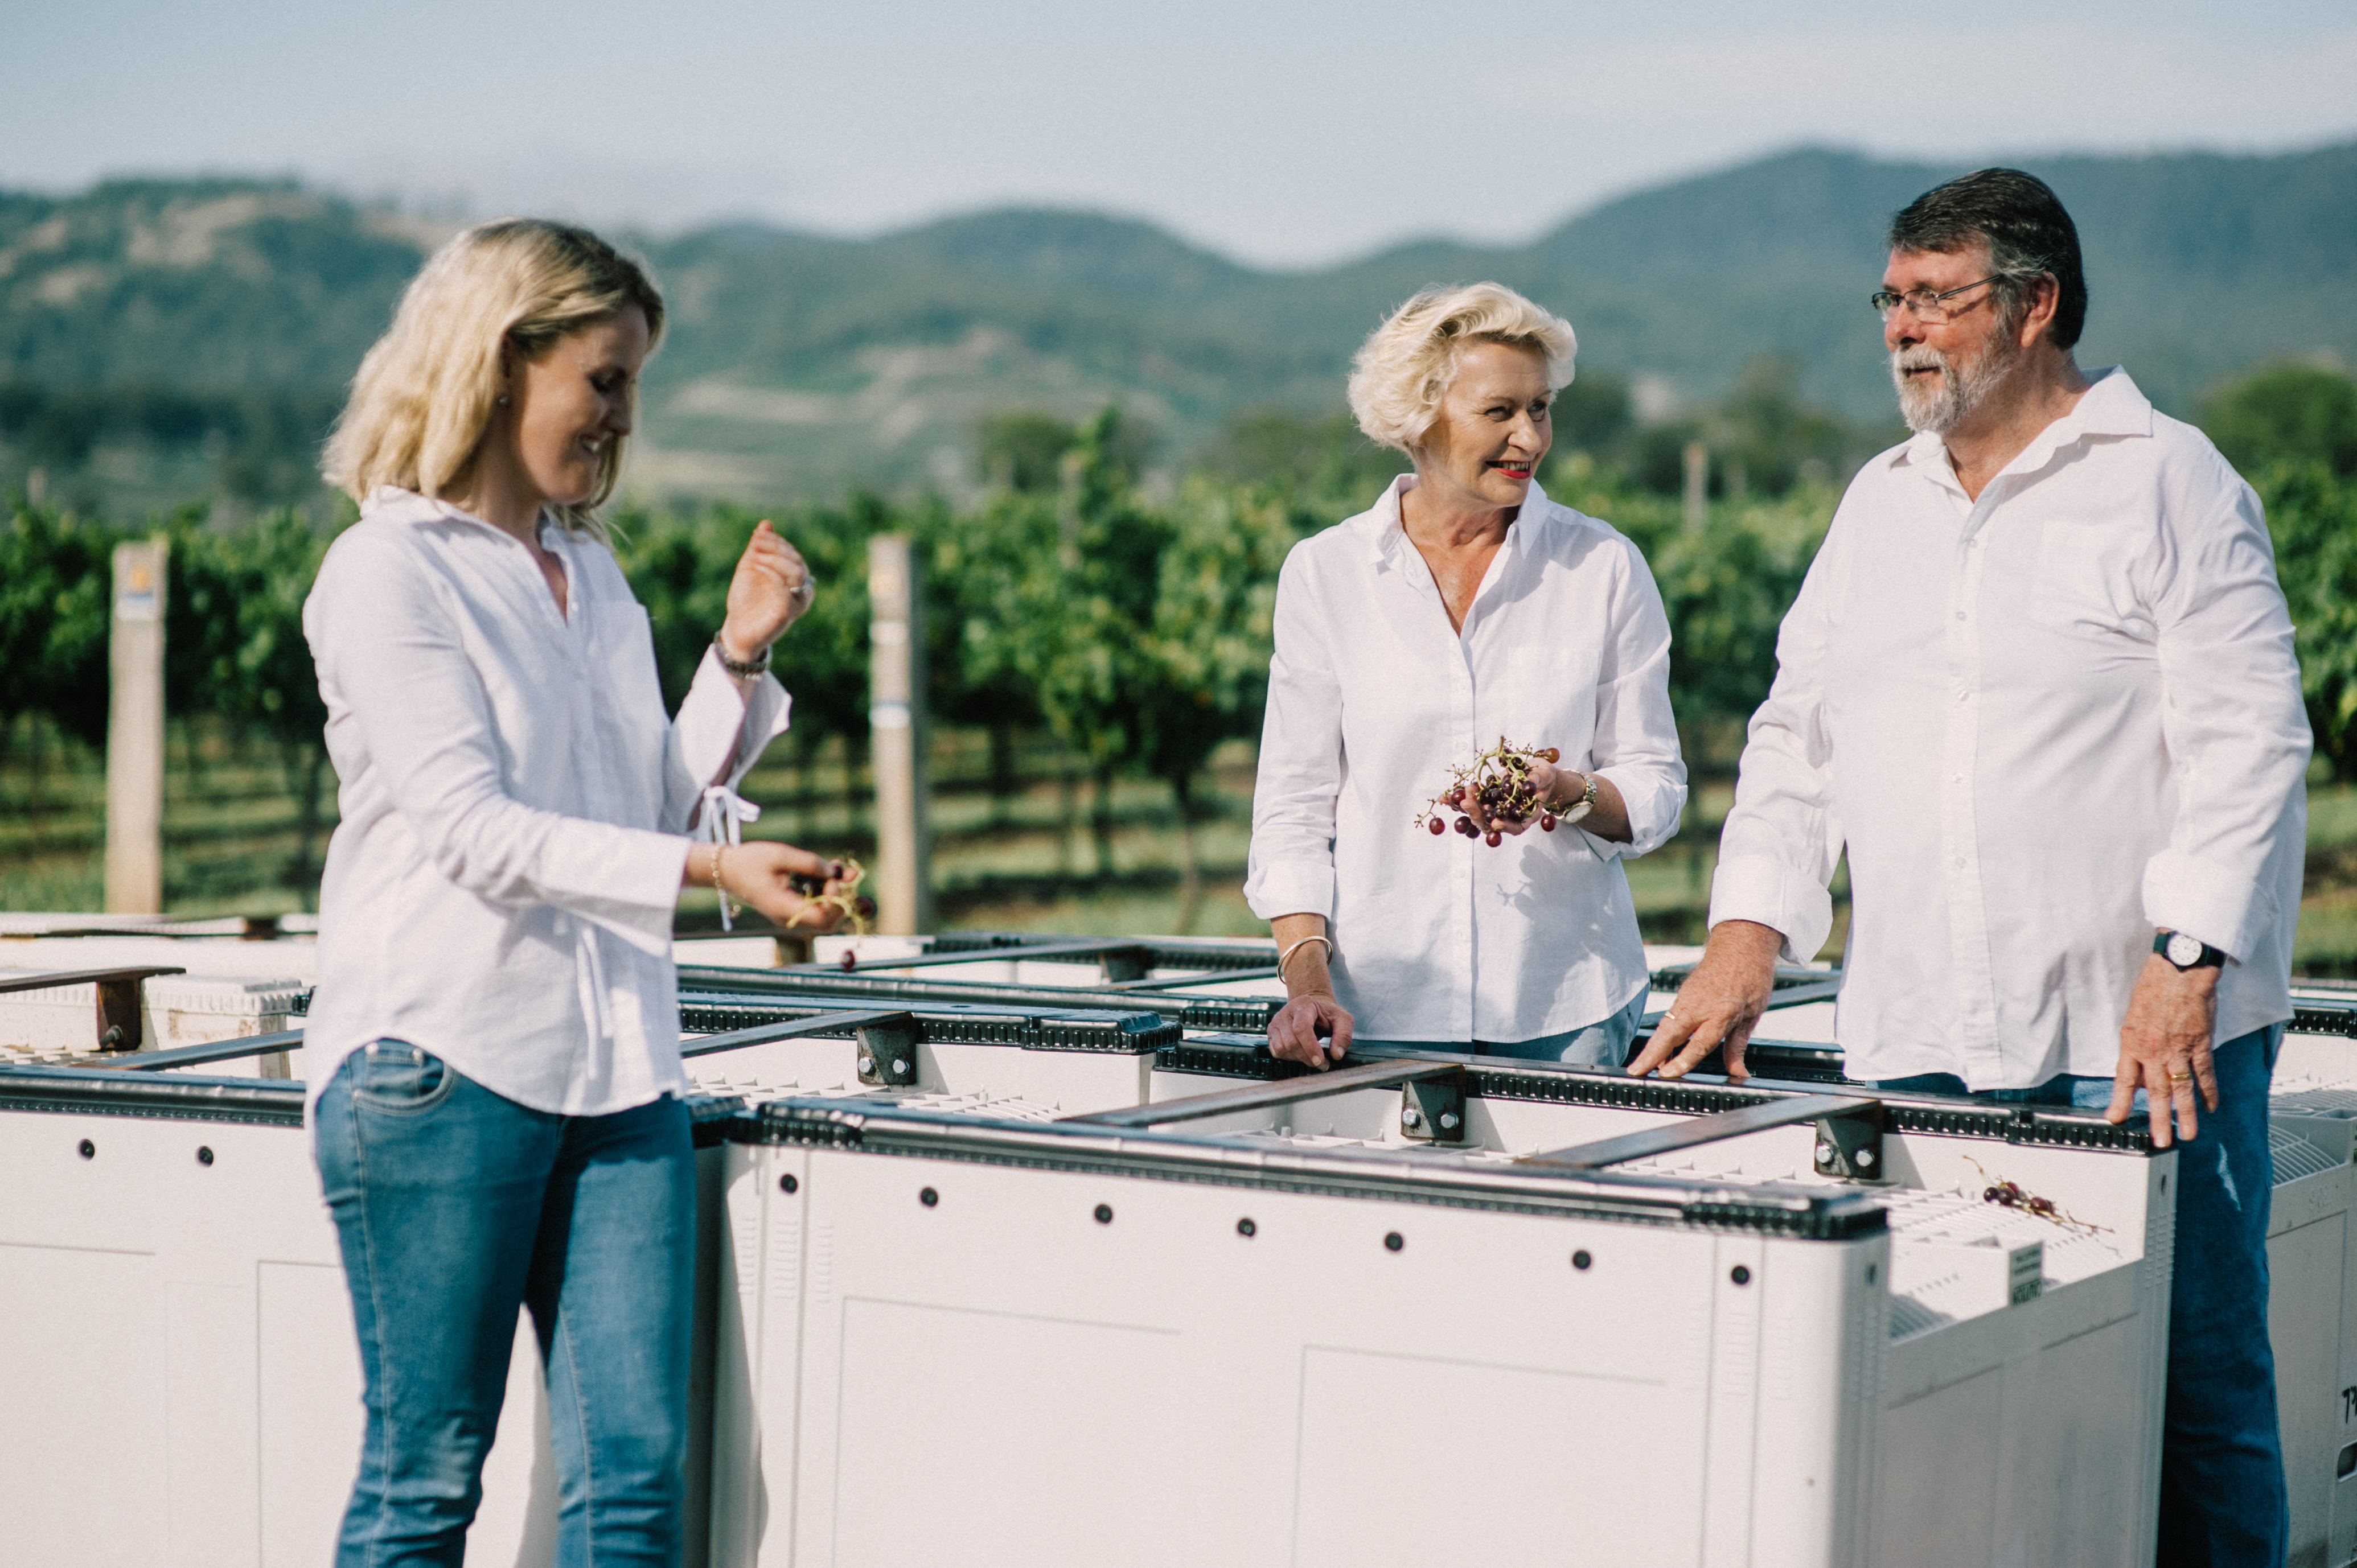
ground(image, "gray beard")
xmin=1891 ymin=339 xmax=2018 ymax=434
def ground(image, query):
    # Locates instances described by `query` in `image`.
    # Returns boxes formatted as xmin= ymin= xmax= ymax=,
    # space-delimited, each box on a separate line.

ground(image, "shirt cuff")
xmin=1244 ymin=862 xmax=1334 ymax=923
xmin=675 ymin=651 xmax=793 ymax=787
xmin=1587 ymin=767 xmax=1683 ymax=859
xmin=559 ymin=828 xmax=693 ymax=958
xmin=2142 ymin=850 xmax=2269 ymax=964
xmin=1707 ymin=853 xmax=1833 ymax=966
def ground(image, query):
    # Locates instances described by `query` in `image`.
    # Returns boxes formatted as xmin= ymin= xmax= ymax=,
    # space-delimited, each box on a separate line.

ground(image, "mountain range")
xmin=2 ymin=140 xmax=2351 ymax=505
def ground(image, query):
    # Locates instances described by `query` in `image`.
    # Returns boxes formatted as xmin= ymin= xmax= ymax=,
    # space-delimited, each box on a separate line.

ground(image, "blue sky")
xmin=7 ymin=0 xmax=2354 ymax=266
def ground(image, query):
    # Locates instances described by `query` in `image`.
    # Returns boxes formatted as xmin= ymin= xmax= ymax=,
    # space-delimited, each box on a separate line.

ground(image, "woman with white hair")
xmin=1246 ymin=282 xmax=1686 ymax=1068
xmin=303 ymin=219 xmax=851 ymax=1562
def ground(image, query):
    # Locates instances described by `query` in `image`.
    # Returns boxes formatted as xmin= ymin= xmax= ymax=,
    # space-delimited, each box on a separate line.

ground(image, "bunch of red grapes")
xmin=1415 ymin=739 xmax=1563 ymax=848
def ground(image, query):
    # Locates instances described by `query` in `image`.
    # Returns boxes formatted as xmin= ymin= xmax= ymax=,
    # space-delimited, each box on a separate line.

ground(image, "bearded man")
xmin=1633 ymin=168 xmax=2308 ymax=1565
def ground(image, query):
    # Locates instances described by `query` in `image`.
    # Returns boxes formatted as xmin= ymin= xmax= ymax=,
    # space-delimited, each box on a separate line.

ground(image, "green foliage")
xmin=2203 ymin=363 xmax=2357 ymax=478
xmin=165 ymin=508 xmax=338 ymax=747
xmin=0 ymin=504 xmax=116 ymax=746
xmin=2261 ymin=462 xmax=2357 ymax=779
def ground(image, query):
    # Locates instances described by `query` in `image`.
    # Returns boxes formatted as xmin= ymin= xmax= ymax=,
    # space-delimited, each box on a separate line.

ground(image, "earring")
xmin=496 ymin=393 xmax=511 ymax=406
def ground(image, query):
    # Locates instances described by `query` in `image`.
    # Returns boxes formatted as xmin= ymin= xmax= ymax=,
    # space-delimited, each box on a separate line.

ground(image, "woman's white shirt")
xmin=1244 ymin=476 xmax=1686 ymax=1042
xmin=299 ymin=487 xmax=789 ymax=1117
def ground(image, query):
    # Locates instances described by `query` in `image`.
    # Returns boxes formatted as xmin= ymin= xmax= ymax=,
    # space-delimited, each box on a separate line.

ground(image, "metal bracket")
xmin=1097 ymin=945 xmax=1155 ymax=984
xmin=1398 ymin=1070 xmax=1467 ymax=1144
xmin=0 ymin=966 xmax=187 ymax=1053
xmin=1812 ymin=1099 xmax=1885 ymax=1180
xmin=856 ymin=1014 xmax=924 ymax=1087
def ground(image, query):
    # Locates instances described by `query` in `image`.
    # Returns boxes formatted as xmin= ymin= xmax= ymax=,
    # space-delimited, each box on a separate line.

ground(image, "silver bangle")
xmin=1278 ymin=935 xmax=1332 ymax=978
xmin=713 ymin=633 xmax=771 ymax=678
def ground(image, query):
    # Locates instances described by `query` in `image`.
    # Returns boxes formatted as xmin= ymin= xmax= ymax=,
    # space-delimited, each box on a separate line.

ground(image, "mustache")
xmin=1892 ymin=346 xmax=1949 ymax=375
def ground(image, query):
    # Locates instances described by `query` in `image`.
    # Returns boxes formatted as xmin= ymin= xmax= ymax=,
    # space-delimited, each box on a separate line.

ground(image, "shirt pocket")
xmin=582 ymin=601 xmax=666 ymax=713
xmin=580 ymin=601 xmax=671 ymax=821
xmin=1491 ymin=637 xmax=1609 ymax=760
xmin=2030 ymin=517 xmax=2156 ymax=639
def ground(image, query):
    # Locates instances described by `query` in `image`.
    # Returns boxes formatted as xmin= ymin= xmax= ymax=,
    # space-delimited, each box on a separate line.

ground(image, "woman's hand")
xmin=1267 ymin=912 xmax=1353 ymax=1069
xmin=717 ymin=520 xmax=814 ymax=665
xmin=1460 ymin=760 xmax=1634 ymax=845
xmin=686 ymin=841 xmax=854 ymax=931
xmin=1269 ymin=993 xmax=1354 ymax=1070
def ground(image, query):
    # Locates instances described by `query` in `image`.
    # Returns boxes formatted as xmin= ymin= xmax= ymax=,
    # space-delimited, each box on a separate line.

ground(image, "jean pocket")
xmin=353 ymin=1040 xmax=456 ymax=1113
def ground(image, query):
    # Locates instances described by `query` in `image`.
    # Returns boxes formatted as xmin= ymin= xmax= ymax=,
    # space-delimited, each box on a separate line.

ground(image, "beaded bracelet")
xmin=713 ymin=634 xmax=771 ymax=678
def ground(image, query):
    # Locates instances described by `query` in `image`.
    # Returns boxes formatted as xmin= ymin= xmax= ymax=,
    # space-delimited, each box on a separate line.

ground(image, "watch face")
xmin=2165 ymin=932 xmax=2203 ymax=968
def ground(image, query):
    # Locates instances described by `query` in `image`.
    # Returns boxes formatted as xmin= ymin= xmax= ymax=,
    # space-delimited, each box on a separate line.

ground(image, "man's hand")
xmin=1625 ymin=920 xmax=1784 ymax=1081
xmin=2108 ymin=953 xmax=2220 ymax=1147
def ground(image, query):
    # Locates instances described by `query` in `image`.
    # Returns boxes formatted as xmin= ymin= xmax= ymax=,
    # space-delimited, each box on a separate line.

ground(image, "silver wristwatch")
xmin=1559 ymin=771 xmax=1598 ymax=825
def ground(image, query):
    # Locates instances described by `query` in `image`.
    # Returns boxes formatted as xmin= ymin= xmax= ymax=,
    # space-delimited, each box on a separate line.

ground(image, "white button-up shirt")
xmin=1710 ymin=371 xmax=2310 ymax=1088
xmin=300 ymin=487 xmax=789 ymax=1117
xmin=1245 ymin=477 xmax=1687 ymax=1042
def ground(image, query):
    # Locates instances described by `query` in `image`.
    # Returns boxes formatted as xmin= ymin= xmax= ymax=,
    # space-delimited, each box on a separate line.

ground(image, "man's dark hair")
xmin=1887 ymin=168 xmax=2087 ymax=351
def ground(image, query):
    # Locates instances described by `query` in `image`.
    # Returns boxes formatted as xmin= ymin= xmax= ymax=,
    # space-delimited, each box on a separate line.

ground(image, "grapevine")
xmin=1414 ymin=738 xmax=1570 ymax=847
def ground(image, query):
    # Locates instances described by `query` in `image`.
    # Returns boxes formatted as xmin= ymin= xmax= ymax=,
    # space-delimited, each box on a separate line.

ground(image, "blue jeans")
xmin=1879 ymin=1025 xmax=2288 ymax=1568
xmin=1360 ymin=991 xmax=1649 ymax=1067
xmin=313 ymin=1042 xmax=694 ymax=1567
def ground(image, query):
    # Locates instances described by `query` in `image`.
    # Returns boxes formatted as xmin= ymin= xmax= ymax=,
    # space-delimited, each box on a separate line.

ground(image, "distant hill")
xmin=2 ymin=142 xmax=2351 ymax=506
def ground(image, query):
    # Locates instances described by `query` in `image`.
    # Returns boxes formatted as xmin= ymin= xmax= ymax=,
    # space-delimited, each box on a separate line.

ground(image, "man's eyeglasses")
xmin=1869 ymin=274 xmax=2009 ymax=323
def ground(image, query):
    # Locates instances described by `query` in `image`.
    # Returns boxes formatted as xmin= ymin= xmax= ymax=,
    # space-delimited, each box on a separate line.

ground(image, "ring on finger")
xmin=2167 ymin=1069 xmax=2192 ymax=1084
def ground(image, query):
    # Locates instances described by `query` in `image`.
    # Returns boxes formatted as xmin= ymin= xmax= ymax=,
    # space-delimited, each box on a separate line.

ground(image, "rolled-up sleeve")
xmin=1586 ymin=538 xmax=1688 ymax=859
xmin=2141 ymin=467 xmax=2313 ymax=961
xmin=1709 ymin=531 xmax=1844 ymax=964
xmin=1244 ymin=549 xmax=1344 ymax=920
xmin=307 ymin=536 xmax=688 ymax=956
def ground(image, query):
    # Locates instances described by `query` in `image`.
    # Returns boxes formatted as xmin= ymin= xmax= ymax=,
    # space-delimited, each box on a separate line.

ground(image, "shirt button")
xmin=1953 ymin=857 xmax=1966 ymax=869
xmin=1954 ymin=610 xmax=1966 ymax=621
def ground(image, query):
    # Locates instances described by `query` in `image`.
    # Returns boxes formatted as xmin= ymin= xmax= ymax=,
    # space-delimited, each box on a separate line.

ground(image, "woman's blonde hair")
xmin=1346 ymin=282 xmax=1576 ymax=452
xmin=323 ymin=219 xmax=665 ymax=536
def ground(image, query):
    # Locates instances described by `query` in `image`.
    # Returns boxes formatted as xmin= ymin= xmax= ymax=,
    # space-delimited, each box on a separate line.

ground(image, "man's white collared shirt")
xmin=1245 ymin=477 xmax=1687 ymax=1043
xmin=301 ymin=487 xmax=790 ymax=1117
xmin=1710 ymin=370 xmax=2310 ymax=1088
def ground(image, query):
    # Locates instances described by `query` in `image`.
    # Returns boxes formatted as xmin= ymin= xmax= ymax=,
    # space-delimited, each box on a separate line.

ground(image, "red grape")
xmin=1484 ymin=830 xmax=1502 ymax=847
xmin=1428 ymin=817 xmax=1445 ymax=836
xmin=1540 ymin=814 xmax=1557 ymax=832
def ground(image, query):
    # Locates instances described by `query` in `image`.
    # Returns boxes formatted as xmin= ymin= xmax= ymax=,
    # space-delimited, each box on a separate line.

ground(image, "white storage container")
xmin=0 ymin=1065 xmax=742 ymax=1568
xmin=0 ymin=968 xmax=309 ymax=1075
xmin=698 ymin=1014 xmax=2174 ymax=1568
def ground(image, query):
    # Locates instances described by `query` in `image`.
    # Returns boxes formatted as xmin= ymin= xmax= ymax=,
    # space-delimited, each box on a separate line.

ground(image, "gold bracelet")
xmin=710 ymin=843 xmax=738 ymax=925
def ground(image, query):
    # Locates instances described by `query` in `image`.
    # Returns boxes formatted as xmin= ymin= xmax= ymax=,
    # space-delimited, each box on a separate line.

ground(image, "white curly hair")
xmin=1345 ymin=282 xmax=1577 ymax=452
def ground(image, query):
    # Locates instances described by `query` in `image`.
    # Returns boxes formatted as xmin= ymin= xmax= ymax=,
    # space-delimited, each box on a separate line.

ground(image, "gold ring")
xmin=2168 ymin=1070 xmax=2192 ymax=1084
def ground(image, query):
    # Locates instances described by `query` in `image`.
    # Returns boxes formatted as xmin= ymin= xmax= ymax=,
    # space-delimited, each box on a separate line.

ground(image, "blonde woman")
xmin=1246 ymin=283 xmax=1686 ymax=1069
xmin=303 ymin=219 xmax=848 ymax=1563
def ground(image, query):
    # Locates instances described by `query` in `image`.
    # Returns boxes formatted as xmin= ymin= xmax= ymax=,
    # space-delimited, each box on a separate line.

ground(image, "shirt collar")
xmin=1893 ymin=365 xmax=2152 ymax=491
xmin=1353 ymin=472 xmax=1548 ymax=571
xmin=366 ymin=484 xmax=561 ymax=546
